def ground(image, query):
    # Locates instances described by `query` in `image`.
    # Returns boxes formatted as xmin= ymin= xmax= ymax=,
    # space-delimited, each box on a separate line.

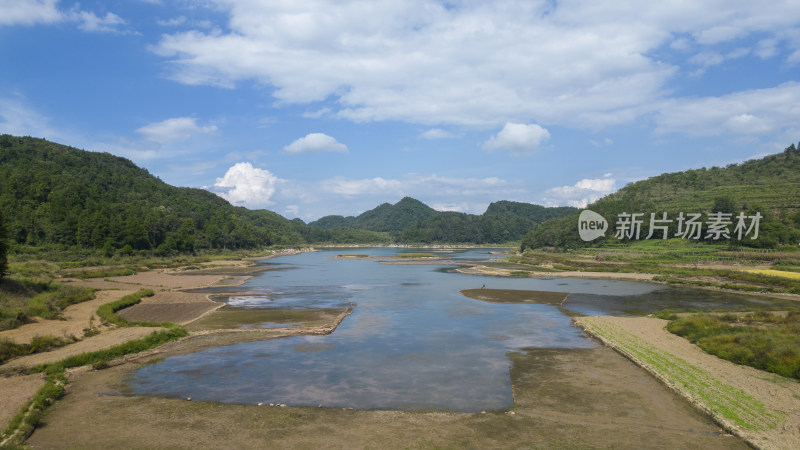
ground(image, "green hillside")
xmin=521 ymin=143 xmax=800 ymax=250
xmin=0 ymin=135 xmax=309 ymax=255
xmin=309 ymin=197 xmax=438 ymax=233
xmin=310 ymin=198 xmax=576 ymax=244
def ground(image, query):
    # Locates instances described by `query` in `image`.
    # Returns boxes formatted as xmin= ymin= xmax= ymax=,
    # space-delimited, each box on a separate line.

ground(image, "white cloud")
xmin=419 ymin=128 xmax=454 ymax=139
xmin=0 ymin=95 xmax=56 ymax=137
xmin=689 ymin=51 xmax=724 ymax=68
xmin=0 ymin=0 xmax=61 ymax=26
xmin=158 ymin=16 xmax=187 ymax=27
xmin=431 ymin=202 xmax=471 ymax=213
xmin=544 ymin=176 xmax=617 ymax=208
xmin=655 ymin=82 xmax=800 ymax=136
xmin=0 ymin=1 xmax=127 ymax=33
xmin=135 ymin=117 xmax=218 ymax=144
xmin=214 ymin=162 xmax=282 ymax=208
xmin=320 ymin=177 xmax=402 ymax=197
xmin=149 ymin=2 xmax=800 ymax=131
xmin=284 ymin=133 xmax=348 ymax=154
xmin=319 ymin=173 xmax=513 ymax=200
xmin=483 ymin=123 xmax=550 ymax=156
xmin=67 ymin=9 xmax=126 ymax=33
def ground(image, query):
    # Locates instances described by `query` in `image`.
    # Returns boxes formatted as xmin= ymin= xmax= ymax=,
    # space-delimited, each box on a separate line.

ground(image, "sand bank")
xmin=575 ymin=315 xmax=800 ymax=450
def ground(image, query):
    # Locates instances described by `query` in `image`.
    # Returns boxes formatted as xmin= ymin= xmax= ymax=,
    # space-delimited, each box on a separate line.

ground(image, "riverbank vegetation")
xmin=666 ymin=312 xmax=800 ymax=380
xmin=521 ymin=143 xmax=800 ymax=251
xmin=512 ymin=238 xmax=800 ymax=295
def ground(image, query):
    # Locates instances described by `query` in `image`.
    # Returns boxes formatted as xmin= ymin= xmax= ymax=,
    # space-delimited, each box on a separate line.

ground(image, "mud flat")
xmin=0 ymin=259 xmax=267 ymax=432
xmin=457 ymin=264 xmax=656 ymax=281
xmin=25 ymin=342 xmax=745 ymax=449
xmin=575 ymin=315 xmax=800 ymax=450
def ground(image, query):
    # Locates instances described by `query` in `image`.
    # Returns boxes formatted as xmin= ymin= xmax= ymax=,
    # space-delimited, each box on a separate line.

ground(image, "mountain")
xmin=0 ymin=135 xmax=394 ymax=256
xmin=309 ymin=197 xmax=438 ymax=233
xmin=0 ymin=135 xmax=312 ymax=255
xmin=521 ymin=143 xmax=800 ymax=250
xmin=310 ymin=197 xmax=577 ymax=244
xmin=0 ymin=135 xmax=574 ymax=254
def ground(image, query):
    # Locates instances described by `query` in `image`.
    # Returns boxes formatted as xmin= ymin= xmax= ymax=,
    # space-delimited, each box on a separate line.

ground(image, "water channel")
xmin=128 ymin=248 xmax=781 ymax=412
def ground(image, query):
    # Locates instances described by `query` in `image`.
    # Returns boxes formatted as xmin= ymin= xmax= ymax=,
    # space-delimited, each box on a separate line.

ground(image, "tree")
xmin=0 ymin=210 xmax=8 ymax=278
xmin=712 ymin=196 xmax=737 ymax=214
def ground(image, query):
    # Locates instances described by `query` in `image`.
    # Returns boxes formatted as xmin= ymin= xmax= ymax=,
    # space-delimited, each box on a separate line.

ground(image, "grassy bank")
xmin=0 ymin=324 xmax=188 ymax=447
xmin=0 ymin=248 xmax=297 ymax=333
xmin=666 ymin=312 xmax=800 ymax=380
xmin=515 ymin=239 xmax=800 ymax=294
xmin=96 ymin=289 xmax=155 ymax=327
xmin=0 ymin=273 xmax=95 ymax=331
xmin=0 ymin=335 xmax=74 ymax=365
xmin=576 ymin=317 xmax=783 ymax=434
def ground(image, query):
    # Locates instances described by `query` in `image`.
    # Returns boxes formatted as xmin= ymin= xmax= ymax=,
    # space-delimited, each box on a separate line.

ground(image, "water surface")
xmin=129 ymin=248 xmax=778 ymax=412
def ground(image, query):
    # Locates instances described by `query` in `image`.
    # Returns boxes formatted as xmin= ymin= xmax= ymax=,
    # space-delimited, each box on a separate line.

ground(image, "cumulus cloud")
xmin=483 ymin=123 xmax=550 ymax=156
xmin=544 ymin=176 xmax=617 ymax=208
xmin=149 ymin=2 xmax=800 ymax=131
xmin=214 ymin=162 xmax=282 ymax=208
xmin=67 ymin=9 xmax=126 ymax=33
xmin=319 ymin=173 xmax=512 ymax=199
xmin=419 ymin=128 xmax=454 ymax=139
xmin=0 ymin=96 xmax=56 ymax=137
xmin=135 ymin=117 xmax=218 ymax=144
xmin=320 ymin=177 xmax=402 ymax=197
xmin=655 ymin=82 xmax=800 ymax=136
xmin=284 ymin=133 xmax=348 ymax=154
xmin=0 ymin=0 xmax=61 ymax=26
xmin=0 ymin=1 xmax=127 ymax=32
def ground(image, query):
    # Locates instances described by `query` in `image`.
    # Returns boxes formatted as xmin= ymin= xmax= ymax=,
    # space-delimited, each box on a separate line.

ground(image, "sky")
xmin=1 ymin=0 xmax=799 ymax=222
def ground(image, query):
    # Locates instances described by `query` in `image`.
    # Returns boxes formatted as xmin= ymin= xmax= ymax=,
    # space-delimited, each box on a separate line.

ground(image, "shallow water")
xmin=129 ymin=248 xmax=782 ymax=412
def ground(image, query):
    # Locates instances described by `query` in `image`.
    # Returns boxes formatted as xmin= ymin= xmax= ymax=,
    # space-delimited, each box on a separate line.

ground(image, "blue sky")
xmin=1 ymin=1 xmax=799 ymax=221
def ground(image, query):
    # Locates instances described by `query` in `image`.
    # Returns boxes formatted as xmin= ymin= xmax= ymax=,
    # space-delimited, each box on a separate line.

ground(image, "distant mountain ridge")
xmin=521 ymin=143 xmax=800 ymax=250
xmin=0 ymin=135 xmax=569 ymax=255
xmin=310 ymin=197 xmax=577 ymax=244
xmin=0 ymin=135 xmax=309 ymax=254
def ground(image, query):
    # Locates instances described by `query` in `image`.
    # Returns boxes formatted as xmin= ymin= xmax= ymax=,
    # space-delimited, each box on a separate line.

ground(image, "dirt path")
xmin=575 ymin=316 xmax=800 ymax=450
xmin=0 ymin=373 xmax=47 ymax=431
xmin=456 ymin=265 xmax=656 ymax=281
xmin=1 ymin=327 xmax=162 ymax=372
xmin=0 ymin=289 xmax=137 ymax=345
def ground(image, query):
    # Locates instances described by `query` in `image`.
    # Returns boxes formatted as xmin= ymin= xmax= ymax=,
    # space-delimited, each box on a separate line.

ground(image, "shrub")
xmin=96 ymin=289 xmax=154 ymax=326
xmin=668 ymin=313 xmax=800 ymax=380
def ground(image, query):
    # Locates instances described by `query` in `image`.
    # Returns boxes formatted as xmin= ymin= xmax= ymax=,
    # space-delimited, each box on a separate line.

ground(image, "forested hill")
xmin=521 ymin=143 xmax=800 ymax=250
xmin=0 ymin=135 xmax=317 ymax=254
xmin=310 ymin=197 xmax=576 ymax=244
xmin=309 ymin=197 xmax=437 ymax=233
xmin=0 ymin=135 xmax=571 ymax=255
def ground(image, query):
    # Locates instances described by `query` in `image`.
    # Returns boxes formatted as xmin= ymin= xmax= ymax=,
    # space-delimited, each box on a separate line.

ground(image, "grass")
xmin=1 ymin=284 xmax=189 ymax=445
xmin=1 ymin=371 xmax=67 ymax=446
xmin=70 ymin=267 xmax=138 ymax=279
xmin=578 ymin=317 xmax=783 ymax=432
xmin=95 ymin=289 xmax=155 ymax=327
xmin=186 ymin=307 xmax=345 ymax=331
xmin=666 ymin=312 xmax=800 ymax=380
xmin=460 ymin=288 xmax=568 ymax=305
xmin=0 ymin=275 xmax=95 ymax=331
xmin=516 ymin=240 xmax=800 ymax=295
xmin=396 ymin=253 xmax=438 ymax=258
xmin=0 ymin=335 xmax=75 ymax=365
xmin=1 ymin=324 xmax=189 ymax=447
xmin=741 ymin=269 xmax=800 ymax=280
